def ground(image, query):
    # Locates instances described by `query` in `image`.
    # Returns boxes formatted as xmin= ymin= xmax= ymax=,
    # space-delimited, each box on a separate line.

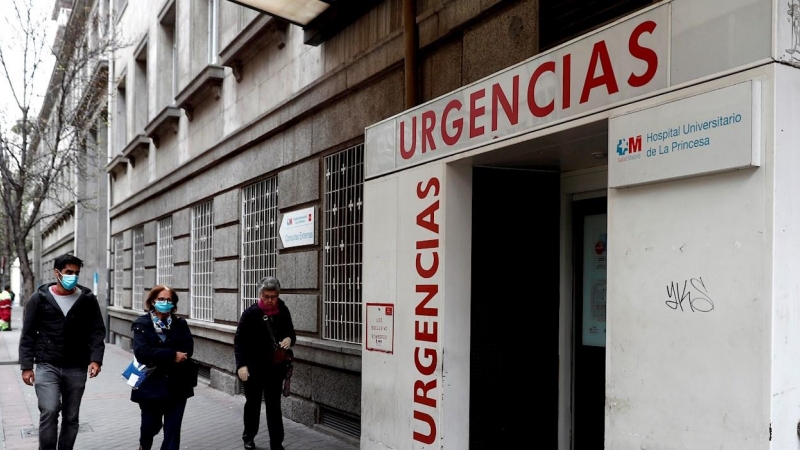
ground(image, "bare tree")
xmin=0 ymin=0 xmax=125 ymax=300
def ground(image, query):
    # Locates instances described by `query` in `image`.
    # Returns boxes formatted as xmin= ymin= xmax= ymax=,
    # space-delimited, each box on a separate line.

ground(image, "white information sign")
xmin=366 ymin=303 xmax=394 ymax=353
xmin=279 ymin=207 xmax=315 ymax=248
xmin=609 ymin=81 xmax=761 ymax=188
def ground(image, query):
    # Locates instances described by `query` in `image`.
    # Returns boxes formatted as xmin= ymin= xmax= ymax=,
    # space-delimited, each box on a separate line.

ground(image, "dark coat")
xmin=19 ymin=283 xmax=106 ymax=370
xmin=234 ymin=300 xmax=296 ymax=375
xmin=130 ymin=313 xmax=196 ymax=403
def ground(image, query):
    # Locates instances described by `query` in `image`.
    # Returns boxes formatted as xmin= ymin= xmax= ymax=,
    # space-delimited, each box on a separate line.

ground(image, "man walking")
xmin=19 ymin=254 xmax=106 ymax=450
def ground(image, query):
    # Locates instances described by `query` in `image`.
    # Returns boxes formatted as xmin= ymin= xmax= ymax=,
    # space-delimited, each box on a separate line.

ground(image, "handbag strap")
xmin=263 ymin=313 xmax=279 ymax=347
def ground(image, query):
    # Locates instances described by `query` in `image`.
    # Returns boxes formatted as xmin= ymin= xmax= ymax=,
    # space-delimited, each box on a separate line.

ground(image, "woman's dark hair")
xmin=144 ymin=285 xmax=179 ymax=313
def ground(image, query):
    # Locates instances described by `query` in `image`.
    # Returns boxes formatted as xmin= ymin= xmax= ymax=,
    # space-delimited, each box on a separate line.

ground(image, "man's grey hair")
xmin=258 ymin=276 xmax=281 ymax=293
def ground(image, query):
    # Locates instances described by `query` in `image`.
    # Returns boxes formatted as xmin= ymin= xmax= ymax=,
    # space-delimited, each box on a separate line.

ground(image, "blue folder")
xmin=121 ymin=357 xmax=152 ymax=389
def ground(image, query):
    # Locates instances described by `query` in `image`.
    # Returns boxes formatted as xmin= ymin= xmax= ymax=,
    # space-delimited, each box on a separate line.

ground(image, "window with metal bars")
xmin=157 ymin=217 xmax=173 ymax=286
xmin=323 ymin=143 xmax=364 ymax=344
xmin=240 ymin=177 xmax=278 ymax=312
xmin=191 ymin=202 xmax=214 ymax=321
xmin=41 ymin=257 xmax=57 ymax=285
xmin=132 ymin=227 xmax=145 ymax=311
xmin=114 ymin=234 xmax=124 ymax=307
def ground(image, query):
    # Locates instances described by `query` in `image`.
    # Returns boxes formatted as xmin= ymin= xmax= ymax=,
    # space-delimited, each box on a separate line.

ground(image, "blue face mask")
xmin=58 ymin=273 xmax=78 ymax=290
xmin=154 ymin=301 xmax=174 ymax=313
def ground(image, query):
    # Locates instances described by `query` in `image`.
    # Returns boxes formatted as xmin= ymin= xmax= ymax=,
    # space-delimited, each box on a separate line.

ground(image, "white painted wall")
xmin=670 ymin=0 xmax=772 ymax=85
xmin=605 ymin=68 xmax=774 ymax=449
xmin=362 ymin=161 xmax=472 ymax=450
xmin=769 ymin=63 xmax=800 ymax=448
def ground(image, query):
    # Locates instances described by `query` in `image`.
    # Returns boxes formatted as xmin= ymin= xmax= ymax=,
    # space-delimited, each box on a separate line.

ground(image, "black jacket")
xmin=130 ymin=313 xmax=196 ymax=403
xmin=19 ymin=283 xmax=106 ymax=371
xmin=234 ymin=300 xmax=296 ymax=375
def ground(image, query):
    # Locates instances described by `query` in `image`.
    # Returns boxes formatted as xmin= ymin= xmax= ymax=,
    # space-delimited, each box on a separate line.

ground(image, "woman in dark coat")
xmin=131 ymin=285 xmax=196 ymax=450
xmin=234 ymin=276 xmax=296 ymax=450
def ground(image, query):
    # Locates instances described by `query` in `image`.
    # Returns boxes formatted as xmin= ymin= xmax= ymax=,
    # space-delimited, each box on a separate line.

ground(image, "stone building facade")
xmin=39 ymin=0 xmax=697 ymax=446
xmin=35 ymin=0 xmax=110 ymax=324
xmin=37 ymin=0 xmax=800 ymax=448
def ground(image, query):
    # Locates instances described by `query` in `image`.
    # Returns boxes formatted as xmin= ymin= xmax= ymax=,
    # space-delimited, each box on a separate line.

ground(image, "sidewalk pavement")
xmin=0 ymin=304 xmax=359 ymax=450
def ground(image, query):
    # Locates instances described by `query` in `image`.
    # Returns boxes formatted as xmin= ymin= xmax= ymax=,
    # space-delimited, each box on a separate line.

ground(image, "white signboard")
xmin=366 ymin=303 xmax=394 ymax=353
xmin=279 ymin=207 xmax=315 ymax=248
xmin=365 ymin=3 xmax=670 ymax=179
xmin=609 ymin=81 xmax=761 ymax=188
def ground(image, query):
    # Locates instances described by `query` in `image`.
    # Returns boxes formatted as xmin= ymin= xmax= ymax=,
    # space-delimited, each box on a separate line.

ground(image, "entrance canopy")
xmin=228 ymin=0 xmax=329 ymax=26
xmin=462 ymin=120 xmax=608 ymax=172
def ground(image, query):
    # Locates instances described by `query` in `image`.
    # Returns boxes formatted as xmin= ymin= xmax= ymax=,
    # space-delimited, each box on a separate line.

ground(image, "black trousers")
xmin=242 ymin=368 xmax=285 ymax=447
xmin=138 ymin=398 xmax=187 ymax=450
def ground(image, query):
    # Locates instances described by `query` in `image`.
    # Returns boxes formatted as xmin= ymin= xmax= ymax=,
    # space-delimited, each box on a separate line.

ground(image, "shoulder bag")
xmin=264 ymin=315 xmax=293 ymax=364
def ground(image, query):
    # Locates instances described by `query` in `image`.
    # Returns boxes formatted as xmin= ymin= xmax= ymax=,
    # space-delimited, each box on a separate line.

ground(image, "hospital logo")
xmin=616 ymin=135 xmax=642 ymax=156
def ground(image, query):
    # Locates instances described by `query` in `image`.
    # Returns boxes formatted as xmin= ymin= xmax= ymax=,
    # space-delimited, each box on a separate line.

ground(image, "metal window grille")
xmin=323 ymin=144 xmax=364 ymax=344
xmin=197 ymin=364 xmax=211 ymax=381
xmin=157 ymin=217 xmax=174 ymax=286
xmin=320 ymin=406 xmax=361 ymax=440
xmin=240 ymin=177 xmax=278 ymax=312
xmin=132 ymin=227 xmax=145 ymax=311
xmin=41 ymin=257 xmax=57 ymax=285
xmin=114 ymin=234 xmax=124 ymax=307
xmin=191 ymin=201 xmax=214 ymax=321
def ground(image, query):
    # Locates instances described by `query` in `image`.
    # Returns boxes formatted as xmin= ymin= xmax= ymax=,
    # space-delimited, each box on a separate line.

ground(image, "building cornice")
xmin=105 ymin=154 xmax=129 ymax=180
xmin=174 ymin=65 xmax=226 ymax=122
xmin=121 ymin=134 xmax=151 ymax=168
xmin=144 ymin=106 xmax=181 ymax=148
xmin=219 ymin=14 xmax=287 ymax=83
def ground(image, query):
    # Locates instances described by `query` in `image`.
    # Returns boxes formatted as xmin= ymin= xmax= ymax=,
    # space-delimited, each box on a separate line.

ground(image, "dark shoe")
xmin=243 ymin=440 xmax=255 ymax=450
xmin=270 ymin=445 xmax=284 ymax=450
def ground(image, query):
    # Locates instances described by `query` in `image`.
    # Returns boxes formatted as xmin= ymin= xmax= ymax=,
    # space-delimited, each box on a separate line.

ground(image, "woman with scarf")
xmin=131 ymin=285 xmax=196 ymax=450
xmin=234 ymin=276 xmax=296 ymax=450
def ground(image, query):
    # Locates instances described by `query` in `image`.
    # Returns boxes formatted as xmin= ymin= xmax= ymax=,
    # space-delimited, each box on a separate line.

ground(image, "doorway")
xmin=571 ymin=197 xmax=607 ymax=449
xmin=469 ymin=167 xmax=560 ymax=448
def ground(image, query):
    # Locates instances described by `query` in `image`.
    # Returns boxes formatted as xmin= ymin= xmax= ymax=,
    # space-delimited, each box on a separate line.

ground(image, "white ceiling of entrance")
xmin=466 ymin=120 xmax=607 ymax=172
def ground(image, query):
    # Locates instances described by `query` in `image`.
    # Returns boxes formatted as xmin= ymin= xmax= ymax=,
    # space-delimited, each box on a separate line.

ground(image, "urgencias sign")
xmin=365 ymin=3 xmax=670 ymax=178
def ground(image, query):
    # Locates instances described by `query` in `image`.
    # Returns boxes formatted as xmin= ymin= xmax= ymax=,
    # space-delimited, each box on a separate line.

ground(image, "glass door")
xmin=572 ymin=197 xmax=607 ymax=449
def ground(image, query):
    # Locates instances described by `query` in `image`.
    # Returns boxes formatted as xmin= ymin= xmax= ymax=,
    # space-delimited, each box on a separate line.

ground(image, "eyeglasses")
xmin=155 ymin=298 xmax=172 ymax=303
xmin=261 ymin=294 xmax=279 ymax=300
